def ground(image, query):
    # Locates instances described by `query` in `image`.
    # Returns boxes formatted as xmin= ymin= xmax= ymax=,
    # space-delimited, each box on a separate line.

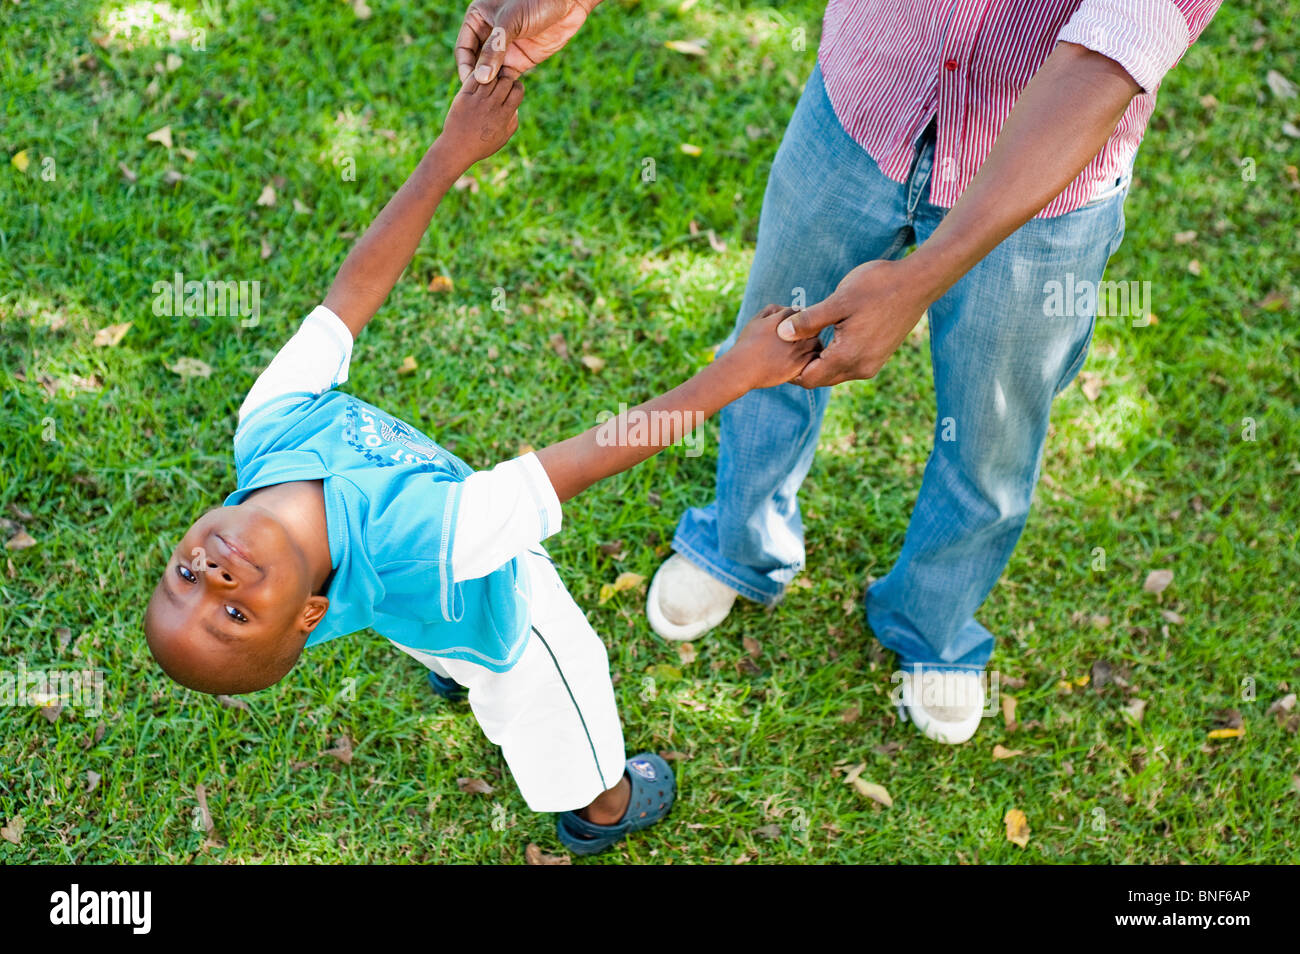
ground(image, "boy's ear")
xmin=300 ymin=596 xmax=329 ymax=633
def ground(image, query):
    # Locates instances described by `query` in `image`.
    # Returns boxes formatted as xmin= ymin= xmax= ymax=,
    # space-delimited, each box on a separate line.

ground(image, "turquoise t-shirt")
xmin=225 ymin=389 xmax=530 ymax=671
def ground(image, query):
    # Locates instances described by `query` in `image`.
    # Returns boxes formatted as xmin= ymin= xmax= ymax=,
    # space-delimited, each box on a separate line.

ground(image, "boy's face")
xmin=145 ymin=503 xmax=326 ymax=693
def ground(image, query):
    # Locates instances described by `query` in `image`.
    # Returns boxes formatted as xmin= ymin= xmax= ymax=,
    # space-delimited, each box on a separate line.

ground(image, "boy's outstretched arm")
xmin=535 ymin=306 xmax=820 ymax=503
xmin=323 ymin=74 xmax=524 ymax=339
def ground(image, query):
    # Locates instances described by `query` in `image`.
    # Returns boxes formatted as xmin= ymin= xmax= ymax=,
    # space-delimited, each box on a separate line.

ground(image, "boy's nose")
xmin=204 ymin=559 xmax=236 ymax=585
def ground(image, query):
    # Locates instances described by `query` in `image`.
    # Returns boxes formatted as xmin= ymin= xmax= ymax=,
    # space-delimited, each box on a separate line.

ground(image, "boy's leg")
xmin=866 ymin=182 xmax=1130 ymax=672
xmin=670 ymin=63 xmax=916 ymax=605
xmin=393 ymin=549 xmax=626 ymax=813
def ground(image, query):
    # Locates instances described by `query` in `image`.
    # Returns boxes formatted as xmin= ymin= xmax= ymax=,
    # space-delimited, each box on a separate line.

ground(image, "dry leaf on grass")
xmin=742 ymin=636 xmax=761 ymax=659
xmin=992 ymin=744 xmax=1024 ymax=760
xmin=12 ymin=150 xmax=30 ymax=172
xmin=397 ymin=355 xmax=417 ymax=375
xmin=678 ymin=143 xmax=702 ymax=156
xmin=323 ymin=734 xmax=353 ymax=764
xmin=93 ymin=322 xmax=132 ymax=347
xmin=6 ymin=531 xmax=36 ymax=551
xmin=1143 ymin=569 xmax=1174 ymax=594
xmin=194 ymin=784 xmax=213 ymax=833
xmin=255 ymin=183 xmax=276 ymax=207
xmin=1122 ymin=698 xmax=1147 ymax=723
xmin=167 ymin=357 xmax=211 ymax=378
xmin=580 ymin=354 xmax=606 ymax=372
xmin=598 ymin=571 xmax=644 ymax=604
xmin=1266 ymin=69 xmax=1297 ymax=99
xmin=850 ymin=778 xmax=893 ymax=808
xmin=664 ymin=39 xmax=707 ymax=57
xmin=427 ymin=275 xmax=453 ymax=293
xmin=525 ymin=842 xmax=570 ymax=865
xmin=1001 ymin=693 xmax=1018 ymax=731
xmin=1266 ymin=693 xmax=1297 ymax=717
xmin=456 ymin=777 xmax=494 ymax=795
xmin=1079 ymin=372 xmax=1103 ymax=402
xmin=677 ymin=642 xmax=697 ymax=665
xmin=1 ymin=815 xmax=26 ymax=845
xmin=146 ymin=125 xmax=173 ymax=149
xmin=1004 ymin=808 xmax=1030 ymax=847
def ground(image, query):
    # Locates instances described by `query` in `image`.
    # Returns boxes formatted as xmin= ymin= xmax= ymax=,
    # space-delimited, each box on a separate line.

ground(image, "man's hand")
xmin=455 ymin=0 xmax=597 ymax=84
xmin=723 ymin=304 xmax=824 ymax=390
xmin=774 ymin=260 xmax=928 ymax=388
xmin=439 ymin=72 xmax=525 ymax=170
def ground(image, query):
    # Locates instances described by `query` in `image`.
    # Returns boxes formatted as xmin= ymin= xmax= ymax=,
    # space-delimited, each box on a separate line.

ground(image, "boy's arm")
xmin=323 ymin=74 xmax=525 ymax=340
xmin=535 ymin=307 xmax=820 ymax=503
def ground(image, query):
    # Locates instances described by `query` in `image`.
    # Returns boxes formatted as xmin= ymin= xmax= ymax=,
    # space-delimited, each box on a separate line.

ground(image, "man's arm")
xmin=776 ymin=42 xmax=1142 ymax=386
xmin=322 ymin=74 xmax=524 ymax=339
xmin=535 ymin=307 xmax=819 ymax=502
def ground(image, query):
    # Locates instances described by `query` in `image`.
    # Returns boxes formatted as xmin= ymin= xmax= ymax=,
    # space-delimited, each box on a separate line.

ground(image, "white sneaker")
xmin=898 ymin=669 xmax=985 ymax=745
xmin=646 ymin=553 xmax=739 ymax=642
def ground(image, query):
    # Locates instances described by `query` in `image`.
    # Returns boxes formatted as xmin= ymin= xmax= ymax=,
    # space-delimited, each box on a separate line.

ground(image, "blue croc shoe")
xmin=555 ymin=753 xmax=676 ymax=856
xmin=425 ymin=669 xmax=468 ymax=702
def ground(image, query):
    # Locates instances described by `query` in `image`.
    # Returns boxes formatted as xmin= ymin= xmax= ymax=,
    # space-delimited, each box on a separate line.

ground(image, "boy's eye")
xmin=225 ymin=605 xmax=248 ymax=624
xmin=177 ymin=564 xmax=198 ymax=584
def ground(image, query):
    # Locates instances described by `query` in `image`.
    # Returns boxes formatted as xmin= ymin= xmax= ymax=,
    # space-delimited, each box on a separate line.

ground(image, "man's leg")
xmin=867 ymin=184 xmax=1130 ymax=677
xmin=667 ymin=63 xmax=915 ymax=611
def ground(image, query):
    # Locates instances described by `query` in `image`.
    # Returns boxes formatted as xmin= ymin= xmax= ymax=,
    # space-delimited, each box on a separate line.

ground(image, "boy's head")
xmin=144 ymin=502 xmax=328 ymax=694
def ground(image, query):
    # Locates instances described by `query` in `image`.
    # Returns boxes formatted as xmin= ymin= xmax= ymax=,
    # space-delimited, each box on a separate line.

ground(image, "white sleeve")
xmin=451 ymin=452 xmax=563 ymax=582
xmin=238 ymin=305 xmax=355 ymax=422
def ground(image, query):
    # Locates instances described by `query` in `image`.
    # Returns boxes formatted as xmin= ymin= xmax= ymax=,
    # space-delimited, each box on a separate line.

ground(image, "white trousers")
xmin=389 ymin=548 xmax=627 ymax=812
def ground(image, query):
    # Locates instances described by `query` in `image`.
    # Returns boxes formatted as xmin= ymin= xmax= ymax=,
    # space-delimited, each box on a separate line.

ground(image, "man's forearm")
xmin=904 ymin=42 xmax=1141 ymax=303
xmin=323 ymin=140 xmax=466 ymax=338
xmin=536 ymin=356 xmax=750 ymax=503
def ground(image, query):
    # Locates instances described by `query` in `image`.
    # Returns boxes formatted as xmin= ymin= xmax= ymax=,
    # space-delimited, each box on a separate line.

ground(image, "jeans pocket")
xmin=1079 ymin=171 xmax=1130 ymax=210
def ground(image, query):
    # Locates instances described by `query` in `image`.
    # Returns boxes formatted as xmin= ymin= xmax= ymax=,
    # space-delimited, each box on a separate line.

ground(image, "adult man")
xmin=456 ymin=0 xmax=1222 ymax=744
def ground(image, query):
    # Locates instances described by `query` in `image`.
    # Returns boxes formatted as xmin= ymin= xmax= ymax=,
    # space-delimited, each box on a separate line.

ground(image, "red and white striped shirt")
xmin=818 ymin=0 xmax=1222 ymax=217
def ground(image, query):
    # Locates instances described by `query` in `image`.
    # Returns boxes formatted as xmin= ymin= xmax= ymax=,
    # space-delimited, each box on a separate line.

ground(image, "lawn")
xmin=0 ymin=0 xmax=1296 ymax=864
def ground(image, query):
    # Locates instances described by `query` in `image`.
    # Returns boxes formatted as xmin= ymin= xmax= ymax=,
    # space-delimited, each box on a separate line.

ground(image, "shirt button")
xmin=944 ymin=58 xmax=958 ymax=71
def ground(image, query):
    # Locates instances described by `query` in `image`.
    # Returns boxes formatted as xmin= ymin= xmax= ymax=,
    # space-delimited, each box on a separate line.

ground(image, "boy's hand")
xmin=724 ymin=305 xmax=823 ymax=391
xmin=439 ymin=71 xmax=525 ymax=170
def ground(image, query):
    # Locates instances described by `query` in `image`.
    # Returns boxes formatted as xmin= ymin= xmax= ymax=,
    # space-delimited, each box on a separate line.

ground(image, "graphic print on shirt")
xmin=342 ymin=399 xmax=444 ymax=470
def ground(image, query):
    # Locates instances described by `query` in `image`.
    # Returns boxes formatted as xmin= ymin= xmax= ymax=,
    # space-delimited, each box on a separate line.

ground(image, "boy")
xmin=144 ymin=72 xmax=820 ymax=855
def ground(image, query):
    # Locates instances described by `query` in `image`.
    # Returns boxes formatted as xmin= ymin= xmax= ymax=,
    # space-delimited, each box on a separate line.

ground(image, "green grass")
xmin=1 ymin=0 xmax=1297 ymax=864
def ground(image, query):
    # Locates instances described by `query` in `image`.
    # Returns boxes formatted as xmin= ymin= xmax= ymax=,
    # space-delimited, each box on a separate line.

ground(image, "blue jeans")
xmin=673 ymin=64 xmax=1129 ymax=671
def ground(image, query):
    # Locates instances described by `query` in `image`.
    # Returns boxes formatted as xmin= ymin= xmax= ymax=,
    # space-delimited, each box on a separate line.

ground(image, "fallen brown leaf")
xmin=1 ymin=815 xmax=25 ymax=845
xmin=323 ymin=734 xmax=353 ymax=764
xmin=525 ymin=842 xmax=570 ymax=865
xmin=850 ymin=778 xmax=893 ymax=807
xmin=93 ymin=322 xmax=132 ymax=347
xmin=146 ymin=125 xmax=173 ymax=149
xmin=1004 ymin=808 xmax=1030 ymax=847
xmin=5 ymin=531 xmax=36 ymax=551
xmin=1143 ymin=569 xmax=1174 ymax=594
